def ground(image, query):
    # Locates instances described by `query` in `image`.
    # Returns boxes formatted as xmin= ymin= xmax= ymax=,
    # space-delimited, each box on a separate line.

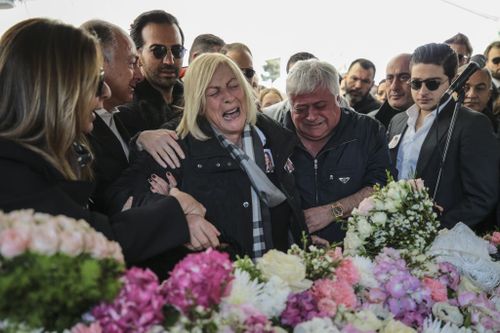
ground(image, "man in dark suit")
xmin=81 ymin=20 xmax=143 ymax=214
xmin=387 ymin=43 xmax=500 ymax=230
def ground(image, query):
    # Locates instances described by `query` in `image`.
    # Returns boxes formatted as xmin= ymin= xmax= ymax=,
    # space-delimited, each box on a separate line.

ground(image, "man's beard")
xmin=150 ymin=64 xmax=179 ymax=90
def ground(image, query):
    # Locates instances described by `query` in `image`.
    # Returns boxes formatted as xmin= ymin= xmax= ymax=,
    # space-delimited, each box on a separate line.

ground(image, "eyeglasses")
xmin=492 ymin=57 xmax=500 ymax=65
xmin=96 ymin=69 xmax=105 ymax=97
xmin=409 ymin=78 xmax=446 ymax=91
xmin=240 ymin=67 xmax=255 ymax=79
xmin=149 ymin=44 xmax=186 ymax=60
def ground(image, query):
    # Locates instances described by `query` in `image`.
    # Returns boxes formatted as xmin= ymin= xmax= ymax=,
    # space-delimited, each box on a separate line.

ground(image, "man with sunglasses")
xmin=116 ymin=10 xmax=186 ymax=137
xmin=387 ymin=43 xmax=499 ymax=231
xmin=369 ymin=53 xmax=414 ymax=128
xmin=485 ymin=41 xmax=500 ymax=93
xmin=221 ymin=42 xmax=256 ymax=85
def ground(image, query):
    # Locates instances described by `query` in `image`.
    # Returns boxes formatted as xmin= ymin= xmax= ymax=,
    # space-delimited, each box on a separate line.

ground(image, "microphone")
xmin=440 ymin=54 xmax=486 ymax=102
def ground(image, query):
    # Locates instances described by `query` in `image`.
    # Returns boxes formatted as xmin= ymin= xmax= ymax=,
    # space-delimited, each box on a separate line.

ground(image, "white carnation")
xmin=293 ymin=317 xmax=339 ymax=333
xmin=351 ymin=256 xmax=378 ymax=288
xmin=257 ymin=275 xmax=291 ymax=318
xmin=223 ymin=269 xmax=262 ymax=306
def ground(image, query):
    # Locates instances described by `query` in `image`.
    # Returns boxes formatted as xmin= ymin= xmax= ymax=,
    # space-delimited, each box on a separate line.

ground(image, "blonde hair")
xmin=178 ymin=52 xmax=257 ymax=140
xmin=0 ymin=18 xmax=102 ymax=180
xmin=259 ymin=87 xmax=283 ymax=105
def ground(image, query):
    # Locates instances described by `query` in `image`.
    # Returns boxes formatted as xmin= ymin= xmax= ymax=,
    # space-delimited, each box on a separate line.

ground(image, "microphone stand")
xmin=432 ymin=90 xmax=465 ymax=201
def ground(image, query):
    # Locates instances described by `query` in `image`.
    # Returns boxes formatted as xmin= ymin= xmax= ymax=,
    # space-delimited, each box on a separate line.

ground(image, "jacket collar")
xmin=134 ymin=78 xmax=184 ymax=109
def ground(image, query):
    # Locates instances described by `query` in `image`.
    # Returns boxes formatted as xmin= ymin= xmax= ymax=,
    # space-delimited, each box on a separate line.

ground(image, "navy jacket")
xmin=284 ymin=108 xmax=392 ymax=242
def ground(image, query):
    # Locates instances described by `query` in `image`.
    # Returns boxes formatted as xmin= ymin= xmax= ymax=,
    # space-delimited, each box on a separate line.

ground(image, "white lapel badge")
xmin=338 ymin=177 xmax=350 ymax=184
xmin=388 ymin=134 xmax=401 ymax=149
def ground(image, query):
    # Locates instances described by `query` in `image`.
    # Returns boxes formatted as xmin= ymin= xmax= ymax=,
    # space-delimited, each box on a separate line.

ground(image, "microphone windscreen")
xmin=470 ymin=54 xmax=486 ymax=68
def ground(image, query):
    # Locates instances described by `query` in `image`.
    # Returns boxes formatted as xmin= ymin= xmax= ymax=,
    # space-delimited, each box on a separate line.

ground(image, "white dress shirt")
xmin=396 ymin=104 xmax=442 ymax=180
xmin=95 ymin=108 xmax=129 ymax=160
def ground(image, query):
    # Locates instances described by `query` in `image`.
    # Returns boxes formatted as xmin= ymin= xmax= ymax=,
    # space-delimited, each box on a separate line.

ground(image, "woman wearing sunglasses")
xmin=0 ymin=18 xmax=215 ymax=269
xmin=387 ymin=43 xmax=499 ymax=231
xmin=109 ymin=53 xmax=308 ymax=266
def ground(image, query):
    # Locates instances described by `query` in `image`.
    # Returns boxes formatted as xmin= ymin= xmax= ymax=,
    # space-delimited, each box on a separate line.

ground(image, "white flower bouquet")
xmin=344 ymin=176 xmax=439 ymax=262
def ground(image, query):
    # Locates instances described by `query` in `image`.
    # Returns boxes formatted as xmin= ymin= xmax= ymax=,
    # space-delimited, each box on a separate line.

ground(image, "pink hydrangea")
xmin=335 ymin=259 xmax=360 ymax=286
xmin=161 ymin=248 xmax=233 ymax=314
xmin=92 ymin=268 xmax=166 ymax=333
xmin=422 ymin=277 xmax=448 ymax=302
xmin=311 ymin=278 xmax=357 ymax=312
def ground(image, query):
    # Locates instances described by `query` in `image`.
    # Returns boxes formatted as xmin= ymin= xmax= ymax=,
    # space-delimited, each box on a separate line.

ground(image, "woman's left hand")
xmin=148 ymin=172 xmax=177 ymax=195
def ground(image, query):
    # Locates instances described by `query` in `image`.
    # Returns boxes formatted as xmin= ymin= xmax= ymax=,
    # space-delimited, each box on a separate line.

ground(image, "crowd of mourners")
xmin=1 ymin=10 xmax=500 ymax=280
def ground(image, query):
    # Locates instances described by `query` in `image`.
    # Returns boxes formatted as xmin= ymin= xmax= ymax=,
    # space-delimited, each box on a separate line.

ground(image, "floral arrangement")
xmin=0 ymin=210 xmax=124 ymax=332
xmin=485 ymin=231 xmax=500 ymax=261
xmin=344 ymin=176 xmax=439 ymax=264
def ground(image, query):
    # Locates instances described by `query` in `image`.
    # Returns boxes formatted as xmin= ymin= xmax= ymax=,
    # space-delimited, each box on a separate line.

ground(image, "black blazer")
xmin=0 ymin=139 xmax=190 ymax=264
xmin=88 ymin=112 xmax=130 ymax=214
xmin=387 ymin=101 xmax=500 ymax=229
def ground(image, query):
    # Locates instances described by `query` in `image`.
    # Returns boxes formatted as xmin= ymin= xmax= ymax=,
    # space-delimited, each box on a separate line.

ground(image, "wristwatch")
xmin=331 ymin=202 xmax=344 ymax=220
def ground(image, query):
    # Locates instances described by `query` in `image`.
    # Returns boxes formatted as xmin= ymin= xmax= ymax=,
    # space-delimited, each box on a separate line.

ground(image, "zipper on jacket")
xmin=314 ymin=158 xmax=319 ymax=204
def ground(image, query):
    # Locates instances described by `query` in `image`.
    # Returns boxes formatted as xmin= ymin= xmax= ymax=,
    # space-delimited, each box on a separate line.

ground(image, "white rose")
xmin=382 ymin=320 xmax=416 ymax=333
xmin=432 ymin=302 xmax=464 ymax=326
xmin=59 ymin=229 xmax=84 ymax=257
xmin=383 ymin=200 xmax=398 ymax=213
xmin=371 ymin=212 xmax=387 ymax=226
xmin=29 ymin=223 xmax=59 ymax=255
xmin=386 ymin=187 xmax=402 ymax=202
xmin=357 ymin=218 xmax=373 ymax=239
xmin=343 ymin=231 xmax=363 ymax=253
xmin=90 ymin=233 xmax=111 ymax=259
xmin=257 ymin=250 xmax=311 ymax=292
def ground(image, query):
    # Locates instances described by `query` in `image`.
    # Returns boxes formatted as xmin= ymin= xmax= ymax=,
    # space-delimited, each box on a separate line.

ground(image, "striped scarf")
xmin=212 ymin=124 xmax=286 ymax=258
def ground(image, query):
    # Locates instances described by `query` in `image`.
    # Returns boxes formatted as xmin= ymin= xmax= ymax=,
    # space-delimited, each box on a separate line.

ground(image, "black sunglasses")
xmin=409 ymin=78 xmax=444 ymax=91
xmin=150 ymin=44 xmax=186 ymax=60
xmin=457 ymin=54 xmax=470 ymax=63
xmin=96 ymin=69 xmax=105 ymax=97
xmin=492 ymin=57 xmax=500 ymax=65
xmin=240 ymin=67 xmax=255 ymax=79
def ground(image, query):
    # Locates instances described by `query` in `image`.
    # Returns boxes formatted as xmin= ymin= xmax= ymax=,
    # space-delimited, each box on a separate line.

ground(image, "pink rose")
xmin=59 ymin=230 xmax=84 ymax=257
xmin=29 ymin=223 xmax=59 ymax=255
xmin=423 ymin=277 xmax=448 ymax=302
xmin=71 ymin=322 xmax=102 ymax=333
xmin=357 ymin=197 xmax=375 ymax=215
xmin=409 ymin=178 xmax=425 ymax=192
xmin=326 ymin=247 xmax=343 ymax=261
xmin=0 ymin=226 xmax=30 ymax=258
xmin=90 ymin=233 xmax=110 ymax=259
xmin=491 ymin=232 xmax=500 ymax=246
